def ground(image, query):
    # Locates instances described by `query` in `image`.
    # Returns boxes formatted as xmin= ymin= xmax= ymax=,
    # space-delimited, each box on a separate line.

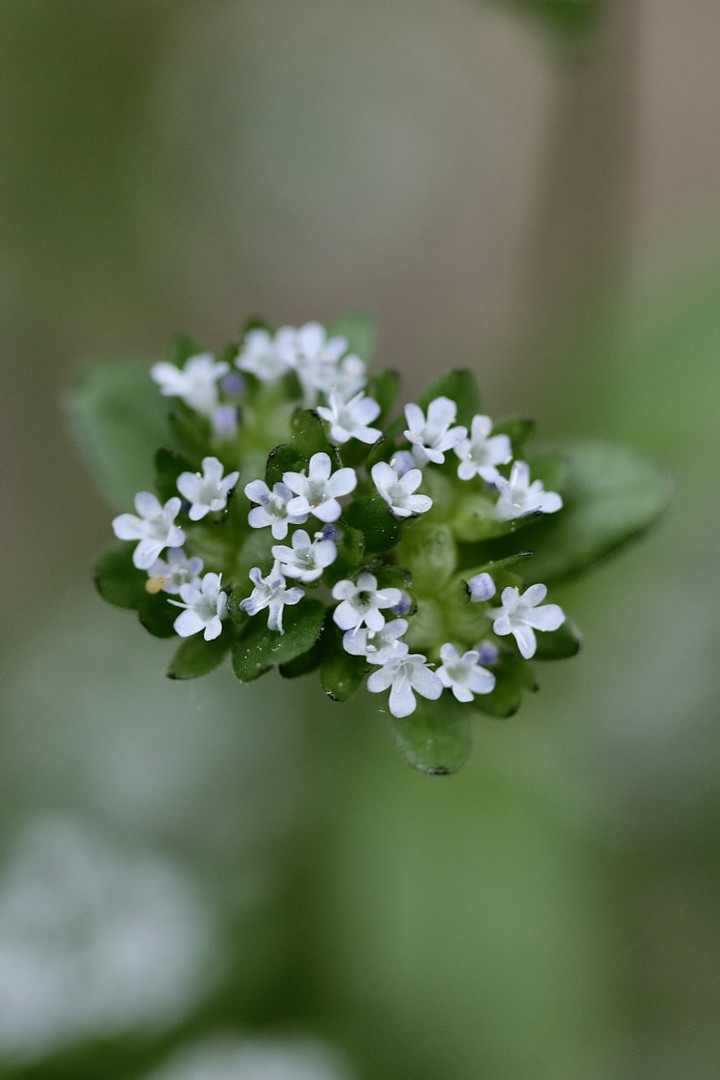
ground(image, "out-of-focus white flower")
xmin=331 ymin=573 xmax=403 ymax=632
xmin=275 ymin=322 xmax=365 ymax=404
xmin=151 ymin=354 xmax=229 ymax=417
xmin=235 ymin=328 xmax=294 ymax=381
xmin=455 ymin=415 xmax=512 ymax=482
xmin=271 ymin=529 xmax=337 ymax=583
xmin=238 ymin=566 xmax=304 ymax=634
xmin=436 ymin=643 xmax=495 ymax=701
xmin=316 ymin=390 xmax=381 ymax=445
xmin=493 ymin=461 xmax=563 ymax=521
xmin=370 ymin=461 xmax=432 ymax=518
xmin=146 ymin=549 xmax=204 ymax=595
xmin=112 ymin=493 xmax=185 ymax=570
xmin=284 ymin=452 xmax=357 ymax=523
xmin=404 ymin=396 xmax=467 ymax=466
xmin=245 ymin=479 xmax=308 ymax=539
xmin=366 ymin=653 xmax=443 ymax=718
xmin=141 ymin=1033 xmax=354 ymax=1080
xmin=169 ymin=573 xmax=227 ymax=641
xmin=177 ymin=457 xmax=239 ymax=521
xmin=492 ymin=583 xmax=565 ymax=659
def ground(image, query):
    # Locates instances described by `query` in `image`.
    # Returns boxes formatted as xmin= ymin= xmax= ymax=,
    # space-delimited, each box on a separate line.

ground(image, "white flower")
xmin=404 ymin=396 xmax=467 ymax=467
xmin=316 ymin=390 xmax=382 ymax=445
xmin=169 ymin=572 xmax=227 ymax=641
xmin=493 ymin=460 xmax=563 ymax=521
xmin=271 ymin=529 xmax=337 ymax=583
xmin=389 ymin=450 xmax=415 ymax=477
xmin=245 ymin=479 xmax=308 ymax=539
xmin=275 ymin=322 xmax=365 ymax=404
xmin=467 ymin=572 xmax=496 ymax=602
xmin=235 ymin=328 xmax=294 ymax=381
xmin=150 ymin=353 xmax=229 ymax=417
xmin=342 ymin=619 xmax=409 ymax=665
xmin=146 ymin=548 xmax=204 ymax=595
xmin=455 ymin=415 xmax=512 ymax=482
xmin=177 ymin=457 xmax=239 ymax=521
xmin=492 ymin=583 xmax=565 ymax=659
xmin=437 ymin=643 xmax=496 ymax=701
xmin=332 ymin=573 xmax=403 ymax=632
xmin=366 ymin=653 xmax=443 ymax=718
xmin=238 ymin=565 xmax=304 ymax=634
xmin=283 ymin=452 xmax=357 ymax=523
xmin=370 ymin=461 xmax=433 ymax=519
xmin=112 ymin=492 xmax=185 ymax=570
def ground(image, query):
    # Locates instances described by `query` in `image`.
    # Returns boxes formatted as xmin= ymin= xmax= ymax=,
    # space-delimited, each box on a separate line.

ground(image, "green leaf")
xmin=278 ymin=638 xmax=325 ymax=679
xmin=345 ymin=496 xmax=402 ymax=553
xmin=265 ymin=443 xmax=306 ymax=488
xmin=388 ymin=695 xmax=473 ymax=776
xmin=232 ymin=600 xmax=326 ymax=682
xmin=492 ymin=416 xmax=535 ymax=452
xmin=397 ymin=522 xmax=457 ymax=594
xmin=366 ymin=370 xmax=401 ymax=422
xmin=290 ymin=409 xmax=332 ymax=458
xmin=321 ymin=629 xmax=368 ymax=701
xmin=168 ymin=407 xmax=211 ymax=461
xmin=326 ymin=311 xmax=377 ymax=362
xmin=486 ymin=439 xmax=671 ymax=584
xmin=419 ymin=369 xmax=481 ymax=428
xmin=167 ymin=631 xmax=231 ymax=679
xmin=67 ymin=362 xmax=171 ymax=509
xmin=138 ymin=593 xmax=178 ymax=638
xmin=472 ymin=652 xmax=535 ymax=718
xmin=365 ymin=436 xmax=396 ymax=470
xmin=155 ymin=447 xmax=196 ymax=502
xmin=493 ymin=0 xmax=603 ymax=41
xmin=326 ymin=525 xmax=365 ymax=584
xmin=533 ymin=619 xmax=582 ymax=661
xmin=94 ymin=544 xmax=147 ymax=610
xmin=166 ymin=333 xmax=204 ymax=366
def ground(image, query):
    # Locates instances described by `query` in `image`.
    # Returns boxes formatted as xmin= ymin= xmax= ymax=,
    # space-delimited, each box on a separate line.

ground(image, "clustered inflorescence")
xmin=96 ymin=317 xmax=584 ymax=739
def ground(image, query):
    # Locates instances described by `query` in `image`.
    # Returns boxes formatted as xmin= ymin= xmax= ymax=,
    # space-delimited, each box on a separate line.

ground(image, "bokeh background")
xmin=2 ymin=2 xmax=720 ymax=1077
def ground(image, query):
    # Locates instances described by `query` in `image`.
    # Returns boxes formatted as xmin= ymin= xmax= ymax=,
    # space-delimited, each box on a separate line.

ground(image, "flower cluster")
xmin=95 ymin=315 xmax=589 ymax=769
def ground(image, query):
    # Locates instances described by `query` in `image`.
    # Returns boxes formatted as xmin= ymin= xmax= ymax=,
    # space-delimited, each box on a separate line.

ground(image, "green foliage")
xmin=155 ymin=446 xmax=196 ymax=502
xmin=232 ymin=600 xmax=326 ymax=682
xmin=389 ymin=695 xmax=473 ymax=775
xmin=418 ymin=369 xmax=481 ymax=428
xmin=533 ymin=618 xmax=582 ymax=660
xmin=326 ymin=311 xmax=377 ymax=362
xmin=492 ymin=0 xmax=604 ymax=42
xmin=489 ymin=440 xmax=670 ymax=584
xmin=345 ymin=496 xmax=402 ymax=553
xmin=94 ymin=544 xmax=147 ymax=609
xmin=321 ymin=629 xmax=368 ymax=701
xmin=167 ymin=630 xmax=231 ymax=679
xmin=67 ymin=362 xmax=171 ymax=509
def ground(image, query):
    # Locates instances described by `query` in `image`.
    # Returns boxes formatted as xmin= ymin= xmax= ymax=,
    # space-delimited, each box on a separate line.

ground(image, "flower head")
xmin=455 ymin=415 xmax=512 ymax=482
xmin=150 ymin=353 xmax=229 ymax=417
xmin=404 ymin=396 xmax=467 ymax=467
xmin=437 ymin=643 xmax=495 ymax=701
xmin=271 ymin=529 xmax=337 ymax=583
xmin=492 ymin=583 xmax=565 ymax=659
xmin=238 ymin=565 xmax=304 ymax=634
xmin=283 ymin=452 xmax=357 ymax=523
xmin=112 ymin=492 xmax=185 ymax=570
xmin=371 ymin=460 xmax=433 ymax=519
xmin=494 ymin=461 xmax=563 ymax=521
xmin=146 ymin=548 xmax=204 ymax=595
xmin=176 ymin=457 xmax=239 ymax=521
xmin=316 ymin=390 xmax=382 ymax=445
xmin=332 ymin=573 xmax=403 ymax=632
xmin=367 ymin=653 xmax=443 ymax=718
xmin=169 ymin=572 xmax=227 ymax=641
xmin=245 ymin=478 xmax=308 ymax=539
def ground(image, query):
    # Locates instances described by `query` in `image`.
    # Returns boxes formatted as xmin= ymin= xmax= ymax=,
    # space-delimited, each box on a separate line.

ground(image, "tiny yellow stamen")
xmin=145 ymin=576 xmax=167 ymax=595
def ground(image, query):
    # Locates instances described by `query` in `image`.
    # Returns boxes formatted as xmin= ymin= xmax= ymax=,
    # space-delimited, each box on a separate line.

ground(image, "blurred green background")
xmin=2 ymin=2 xmax=720 ymax=1077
